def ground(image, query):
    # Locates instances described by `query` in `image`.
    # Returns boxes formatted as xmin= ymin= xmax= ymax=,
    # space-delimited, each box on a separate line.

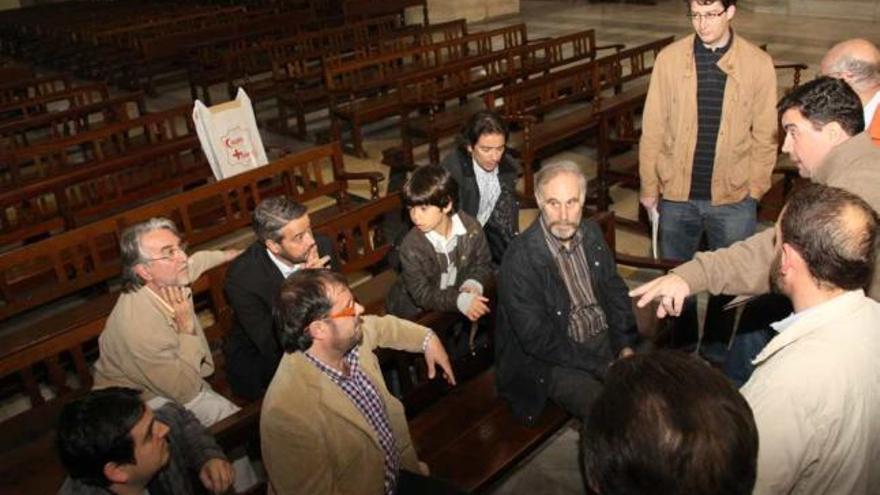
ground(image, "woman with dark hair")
xmin=440 ymin=110 xmax=520 ymax=264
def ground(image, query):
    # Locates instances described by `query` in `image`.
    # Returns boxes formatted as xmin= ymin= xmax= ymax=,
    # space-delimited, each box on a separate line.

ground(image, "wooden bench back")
xmin=0 ymin=82 xmax=108 ymax=121
xmin=3 ymin=104 xmax=194 ymax=188
xmin=343 ymin=0 xmax=429 ymax=26
xmin=316 ymin=192 xmax=402 ymax=274
xmin=519 ymin=29 xmax=598 ymax=74
xmin=0 ymin=74 xmax=72 ymax=104
xmin=0 ymin=91 xmax=146 ymax=150
xmin=0 ymin=142 xmax=353 ymax=320
xmin=324 ymin=23 xmax=528 ymax=96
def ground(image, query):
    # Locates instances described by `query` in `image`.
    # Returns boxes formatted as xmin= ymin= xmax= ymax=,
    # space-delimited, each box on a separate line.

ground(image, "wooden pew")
xmin=0 ymin=91 xmax=145 ymax=150
xmin=272 ymin=18 xmax=469 ymax=137
xmin=483 ymin=36 xmax=674 ymax=200
xmin=326 ymin=23 xmax=530 ymax=157
xmin=343 ymin=0 xmax=429 ymax=26
xmin=208 ymin=13 xmax=405 ymax=120
xmin=0 ymin=73 xmax=71 ymax=105
xmin=0 ymin=82 xmax=107 ymax=123
xmin=394 ymin=29 xmax=622 ymax=168
xmin=0 ymin=142 xmax=380 ymax=321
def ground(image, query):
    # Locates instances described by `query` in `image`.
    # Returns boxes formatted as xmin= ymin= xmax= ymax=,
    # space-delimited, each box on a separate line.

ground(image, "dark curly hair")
xmin=275 ymin=269 xmax=348 ymax=352
xmin=777 ymin=76 xmax=865 ymax=136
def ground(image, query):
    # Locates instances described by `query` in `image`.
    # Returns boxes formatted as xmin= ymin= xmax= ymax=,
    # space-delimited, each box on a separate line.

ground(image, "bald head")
xmin=780 ymin=183 xmax=878 ymax=291
xmin=821 ymin=39 xmax=880 ymax=102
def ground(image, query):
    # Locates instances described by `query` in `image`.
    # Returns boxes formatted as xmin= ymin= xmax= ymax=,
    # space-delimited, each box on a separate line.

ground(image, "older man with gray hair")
xmin=821 ymin=38 xmax=880 ymax=127
xmin=495 ymin=161 xmax=638 ymax=424
xmin=224 ymin=196 xmax=338 ymax=400
xmin=93 ymin=218 xmax=240 ymax=426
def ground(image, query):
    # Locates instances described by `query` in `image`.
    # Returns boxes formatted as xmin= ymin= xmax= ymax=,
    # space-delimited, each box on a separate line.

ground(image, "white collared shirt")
xmin=266 ymin=249 xmax=301 ymax=279
xmin=472 ymin=158 xmax=501 ymax=226
xmin=865 ymin=89 xmax=880 ymax=128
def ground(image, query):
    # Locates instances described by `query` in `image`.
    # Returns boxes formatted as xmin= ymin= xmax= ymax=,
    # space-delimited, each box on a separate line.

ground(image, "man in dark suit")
xmin=223 ymin=197 xmax=338 ymax=400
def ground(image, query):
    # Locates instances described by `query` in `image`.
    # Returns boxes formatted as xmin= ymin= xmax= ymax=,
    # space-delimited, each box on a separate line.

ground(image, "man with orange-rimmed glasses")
xmin=261 ymin=269 xmax=461 ymax=495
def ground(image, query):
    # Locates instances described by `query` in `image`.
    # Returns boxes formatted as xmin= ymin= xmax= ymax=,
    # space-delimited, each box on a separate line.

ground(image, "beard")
xmin=331 ymin=317 xmax=363 ymax=354
xmin=770 ymin=251 xmax=784 ymax=294
xmin=548 ymin=221 xmax=579 ymax=241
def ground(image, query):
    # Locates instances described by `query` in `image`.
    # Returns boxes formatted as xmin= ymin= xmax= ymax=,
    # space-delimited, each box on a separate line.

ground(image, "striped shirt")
xmin=304 ymin=350 xmax=400 ymax=495
xmin=690 ymin=34 xmax=731 ymax=200
xmin=540 ymin=219 xmax=609 ymax=344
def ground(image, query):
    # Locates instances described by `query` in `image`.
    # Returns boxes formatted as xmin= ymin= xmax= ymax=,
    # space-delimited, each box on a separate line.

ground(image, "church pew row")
xmin=0 ymin=73 xmax=71 ymax=106
xmin=342 ymin=0 xmax=429 ymax=26
xmin=392 ymin=28 xmax=624 ymax=169
xmin=325 ymin=23 xmax=531 ymax=157
xmin=0 ymin=79 xmax=104 ymax=124
xmin=484 ymin=35 xmax=674 ymax=201
xmin=0 ymin=105 xmax=210 ymax=248
xmin=0 ymin=90 xmax=146 ymax=150
xmin=0 ymin=141 xmax=381 ymax=322
xmin=271 ymin=17 xmax=469 ymax=137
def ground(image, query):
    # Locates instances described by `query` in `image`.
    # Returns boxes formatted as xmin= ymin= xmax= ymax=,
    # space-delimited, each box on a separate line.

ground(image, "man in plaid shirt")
xmin=261 ymin=269 xmax=459 ymax=495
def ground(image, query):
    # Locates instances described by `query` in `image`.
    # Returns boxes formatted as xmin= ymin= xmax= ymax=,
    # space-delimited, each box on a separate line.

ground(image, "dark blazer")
xmin=440 ymin=147 xmax=520 ymax=264
xmin=223 ymin=234 xmax=337 ymax=400
xmin=495 ymin=218 xmax=637 ymax=423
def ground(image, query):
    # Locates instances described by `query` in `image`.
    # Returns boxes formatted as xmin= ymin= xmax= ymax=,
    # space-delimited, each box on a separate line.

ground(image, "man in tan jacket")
xmin=261 ymin=269 xmax=459 ymax=495
xmin=638 ymin=0 xmax=778 ymax=358
xmin=632 ymin=77 xmax=878 ymax=384
xmin=739 ymin=184 xmax=880 ymax=494
xmin=93 ymin=218 xmax=241 ymax=427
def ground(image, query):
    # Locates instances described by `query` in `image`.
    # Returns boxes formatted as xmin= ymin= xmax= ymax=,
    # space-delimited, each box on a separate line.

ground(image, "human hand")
xmin=424 ymin=334 xmax=456 ymax=386
xmin=224 ymin=249 xmax=243 ymax=262
xmin=304 ymin=246 xmax=331 ymax=269
xmin=199 ymin=458 xmax=235 ymax=494
xmin=639 ymin=196 xmax=659 ymax=212
xmin=618 ymin=347 xmax=635 ymax=359
xmin=465 ymin=295 xmax=490 ymax=322
xmin=628 ymin=273 xmax=691 ymax=318
xmin=159 ymin=286 xmax=195 ymax=335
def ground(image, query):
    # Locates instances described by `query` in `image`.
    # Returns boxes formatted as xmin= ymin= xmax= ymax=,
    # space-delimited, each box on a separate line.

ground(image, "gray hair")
xmin=534 ymin=160 xmax=587 ymax=203
xmin=119 ymin=217 xmax=181 ymax=293
xmin=252 ymin=196 xmax=308 ymax=244
xmin=827 ymin=55 xmax=880 ymax=88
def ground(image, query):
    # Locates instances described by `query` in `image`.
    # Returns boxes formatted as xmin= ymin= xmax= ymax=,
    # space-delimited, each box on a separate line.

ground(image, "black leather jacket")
xmin=495 ymin=218 xmax=638 ymax=423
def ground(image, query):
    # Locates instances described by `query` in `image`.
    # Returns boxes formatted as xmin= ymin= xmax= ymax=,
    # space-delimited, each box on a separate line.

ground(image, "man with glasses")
xmin=224 ymin=197 xmax=338 ymax=401
xmin=638 ymin=0 xmax=777 ymax=361
xmin=93 ymin=217 xmax=242 ymax=427
xmin=262 ymin=269 xmax=459 ymax=494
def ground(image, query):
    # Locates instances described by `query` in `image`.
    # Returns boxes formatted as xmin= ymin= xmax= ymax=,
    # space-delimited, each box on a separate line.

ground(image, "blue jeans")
xmin=659 ymin=197 xmax=757 ymax=358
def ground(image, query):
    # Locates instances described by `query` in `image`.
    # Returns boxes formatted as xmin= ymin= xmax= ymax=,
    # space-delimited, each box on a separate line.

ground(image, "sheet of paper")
xmin=648 ymin=206 xmax=660 ymax=259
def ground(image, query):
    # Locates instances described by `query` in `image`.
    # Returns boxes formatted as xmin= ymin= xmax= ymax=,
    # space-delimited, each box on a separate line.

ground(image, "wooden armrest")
xmin=615 ymin=252 xmax=681 ymax=272
xmin=526 ymin=36 xmax=553 ymax=45
xmin=774 ymin=62 xmax=808 ymax=71
xmin=209 ymin=399 xmax=262 ymax=453
xmin=338 ymin=170 xmax=385 ymax=198
xmin=596 ymin=43 xmax=626 ymax=53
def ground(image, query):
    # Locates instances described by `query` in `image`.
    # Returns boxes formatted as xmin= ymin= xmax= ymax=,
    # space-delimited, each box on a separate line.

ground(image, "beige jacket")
xmin=639 ymin=33 xmax=778 ymax=204
xmin=260 ymin=315 xmax=428 ymax=495
xmin=741 ymin=290 xmax=880 ymax=494
xmin=672 ymin=132 xmax=880 ymax=301
xmin=93 ymin=250 xmax=227 ymax=403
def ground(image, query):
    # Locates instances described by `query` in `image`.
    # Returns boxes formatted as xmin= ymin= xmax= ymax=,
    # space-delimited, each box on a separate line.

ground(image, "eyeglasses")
xmin=326 ymin=298 xmax=359 ymax=320
xmin=687 ymin=9 xmax=727 ymax=21
xmin=144 ymin=243 xmax=188 ymax=264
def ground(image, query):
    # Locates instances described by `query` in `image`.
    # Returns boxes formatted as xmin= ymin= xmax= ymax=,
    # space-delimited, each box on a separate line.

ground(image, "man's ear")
xmin=780 ymin=242 xmax=804 ymax=273
xmin=823 ymin=121 xmax=847 ymax=146
xmin=265 ymin=238 xmax=282 ymax=256
xmin=103 ymin=462 xmax=129 ymax=485
xmin=133 ymin=264 xmax=151 ymax=284
xmin=307 ymin=320 xmax=327 ymax=342
xmin=725 ymin=4 xmax=736 ymax=21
